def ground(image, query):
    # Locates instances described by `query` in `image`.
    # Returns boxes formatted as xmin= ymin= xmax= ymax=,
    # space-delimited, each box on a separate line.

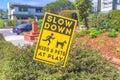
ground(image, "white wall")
xmin=91 ymin=0 xmax=98 ymax=12
xmin=100 ymin=0 xmax=113 ymax=12
xmin=116 ymin=0 xmax=120 ymax=10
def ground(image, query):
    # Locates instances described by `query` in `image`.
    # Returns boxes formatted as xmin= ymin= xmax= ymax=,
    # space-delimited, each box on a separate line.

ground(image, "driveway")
xmin=0 ymin=29 xmax=34 ymax=47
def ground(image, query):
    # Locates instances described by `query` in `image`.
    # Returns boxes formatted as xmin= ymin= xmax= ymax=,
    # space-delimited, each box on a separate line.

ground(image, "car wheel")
xmin=17 ymin=33 xmax=20 ymax=35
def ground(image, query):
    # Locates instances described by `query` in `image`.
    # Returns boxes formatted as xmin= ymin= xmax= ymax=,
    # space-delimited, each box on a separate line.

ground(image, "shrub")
xmin=108 ymin=29 xmax=118 ymax=38
xmin=98 ymin=29 xmax=106 ymax=34
xmin=0 ymin=20 xmax=4 ymax=28
xmin=0 ymin=33 xmax=5 ymax=40
xmin=6 ymin=19 xmax=12 ymax=27
xmin=88 ymin=13 xmax=110 ymax=30
xmin=88 ymin=10 xmax=120 ymax=31
xmin=6 ymin=19 xmax=17 ymax=27
xmin=89 ymin=28 xmax=99 ymax=38
xmin=11 ymin=19 xmax=17 ymax=27
xmin=76 ymin=29 xmax=105 ymax=38
xmin=0 ymin=40 xmax=120 ymax=79
xmin=38 ymin=19 xmax=42 ymax=30
xmin=29 ymin=18 xmax=34 ymax=23
xmin=108 ymin=10 xmax=120 ymax=31
xmin=98 ymin=39 xmax=105 ymax=44
xmin=76 ymin=30 xmax=88 ymax=37
xmin=59 ymin=10 xmax=77 ymax=19
xmin=116 ymin=47 xmax=120 ymax=52
xmin=67 ymin=43 xmax=120 ymax=80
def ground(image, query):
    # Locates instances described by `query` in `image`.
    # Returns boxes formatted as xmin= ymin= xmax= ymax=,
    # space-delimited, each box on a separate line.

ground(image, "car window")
xmin=16 ymin=24 xmax=27 ymax=28
xmin=26 ymin=24 xmax=32 ymax=29
xmin=16 ymin=24 xmax=31 ymax=28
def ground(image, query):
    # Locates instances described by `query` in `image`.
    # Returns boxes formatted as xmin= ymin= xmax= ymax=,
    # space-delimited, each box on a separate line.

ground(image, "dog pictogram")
xmin=56 ymin=40 xmax=67 ymax=49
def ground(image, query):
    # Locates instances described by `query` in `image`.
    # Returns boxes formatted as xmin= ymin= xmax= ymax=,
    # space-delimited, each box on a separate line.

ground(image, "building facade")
xmin=7 ymin=2 xmax=43 ymax=20
xmin=91 ymin=0 xmax=99 ymax=13
xmin=100 ymin=0 xmax=113 ymax=12
xmin=92 ymin=0 xmax=120 ymax=13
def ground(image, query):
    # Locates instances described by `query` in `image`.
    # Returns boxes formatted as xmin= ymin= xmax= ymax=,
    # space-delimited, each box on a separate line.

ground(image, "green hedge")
xmin=0 ymin=20 xmax=4 ymax=28
xmin=12 ymin=19 xmax=17 ymax=27
xmin=6 ymin=19 xmax=17 ymax=27
xmin=0 ymin=33 xmax=5 ymax=40
xmin=59 ymin=10 xmax=77 ymax=19
xmin=88 ymin=13 xmax=110 ymax=30
xmin=108 ymin=10 xmax=120 ymax=31
xmin=0 ymin=33 xmax=120 ymax=80
xmin=28 ymin=18 xmax=34 ymax=23
xmin=76 ymin=30 xmax=89 ymax=37
xmin=38 ymin=19 xmax=42 ymax=30
xmin=108 ymin=29 xmax=118 ymax=38
xmin=88 ymin=10 xmax=120 ymax=31
xmin=0 ymin=39 xmax=120 ymax=79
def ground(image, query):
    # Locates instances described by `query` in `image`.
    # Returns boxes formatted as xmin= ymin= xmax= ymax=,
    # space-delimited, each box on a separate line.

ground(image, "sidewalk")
xmin=5 ymin=35 xmax=34 ymax=47
xmin=0 ymin=28 xmax=34 ymax=47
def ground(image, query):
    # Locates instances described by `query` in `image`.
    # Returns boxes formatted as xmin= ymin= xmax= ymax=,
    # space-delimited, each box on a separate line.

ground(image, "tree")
xmin=59 ymin=10 xmax=77 ymax=19
xmin=74 ymin=0 xmax=91 ymax=29
xmin=43 ymin=0 xmax=75 ymax=14
xmin=0 ymin=9 xmax=3 ymax=18
xmin=3 ymin=10 xmax=8 ymax=18
xmin=0 ymin=9 xmax=7 ymax=18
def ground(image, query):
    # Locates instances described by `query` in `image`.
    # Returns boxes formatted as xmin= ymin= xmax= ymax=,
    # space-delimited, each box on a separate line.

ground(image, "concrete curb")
xmin=0 ymin=28 xmax=12 ymax=31
xmin=109 ymin=58 xmax=120 ymax=66
xmin=103 ymin=56 xmax=120 ymax=70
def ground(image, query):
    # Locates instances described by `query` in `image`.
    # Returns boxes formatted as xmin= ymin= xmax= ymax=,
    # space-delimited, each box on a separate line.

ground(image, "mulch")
xmin=77 ymin=32 xmax=120 ymax=59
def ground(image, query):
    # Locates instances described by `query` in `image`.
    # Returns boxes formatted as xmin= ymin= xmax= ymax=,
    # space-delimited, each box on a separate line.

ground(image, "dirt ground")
xmin=77 ymin=32 xmax=120 ymax=59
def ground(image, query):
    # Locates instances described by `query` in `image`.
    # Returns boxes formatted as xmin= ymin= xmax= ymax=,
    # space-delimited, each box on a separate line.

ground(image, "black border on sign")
xmin=34 ymin=12 xmax=77 ymax=67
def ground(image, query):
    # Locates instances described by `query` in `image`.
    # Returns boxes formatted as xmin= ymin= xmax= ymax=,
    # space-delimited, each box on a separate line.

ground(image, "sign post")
xmin=34 ymin=12 xmax=77 ymax=67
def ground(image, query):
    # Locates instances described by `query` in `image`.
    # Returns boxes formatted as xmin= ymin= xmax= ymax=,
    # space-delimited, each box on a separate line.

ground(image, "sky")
xmin=0 ymin=0 xmax=74 ymax=10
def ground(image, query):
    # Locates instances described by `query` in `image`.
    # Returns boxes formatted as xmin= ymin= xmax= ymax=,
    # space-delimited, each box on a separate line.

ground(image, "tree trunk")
xmin=84 ymin=17 xmax=89 ymax=29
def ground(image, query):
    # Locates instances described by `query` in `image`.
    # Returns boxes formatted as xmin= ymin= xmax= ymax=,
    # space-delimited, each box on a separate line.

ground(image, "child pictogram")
xmin=42 ymin=33 xmax=55 ymax=45
xmin=56 ymin=40 xmax=67 ymax=49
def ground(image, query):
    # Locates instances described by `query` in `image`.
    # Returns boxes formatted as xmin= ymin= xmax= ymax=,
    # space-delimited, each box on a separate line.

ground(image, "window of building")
xmin=17 ymin=17 xmax=28 ymax=20
xmin=36 ymin=8 xmax=42 ymax=13
xmin=19 ymin=7 xmax=28 ymax=12
xmin=21 ymin=17 xmax=28 ymax=19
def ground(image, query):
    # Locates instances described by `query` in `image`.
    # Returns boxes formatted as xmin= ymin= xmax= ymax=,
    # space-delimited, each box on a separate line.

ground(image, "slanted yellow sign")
xmin=34 ymin=12 xmax=77 ymax=67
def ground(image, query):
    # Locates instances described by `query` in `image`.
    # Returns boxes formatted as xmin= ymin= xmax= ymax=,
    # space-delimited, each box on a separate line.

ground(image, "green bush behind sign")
xmin=0 ymin=20 xmax=4 ymax=28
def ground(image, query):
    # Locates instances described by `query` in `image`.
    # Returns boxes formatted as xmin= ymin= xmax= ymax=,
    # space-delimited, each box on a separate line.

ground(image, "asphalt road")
xmin=0 ymin=29 xmax=34 ymax=47
xmin=0 ymin=28 xmax=16 ymax=36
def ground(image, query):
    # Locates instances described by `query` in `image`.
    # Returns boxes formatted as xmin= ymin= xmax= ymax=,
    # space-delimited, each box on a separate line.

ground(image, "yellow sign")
xmin=34 ymin=12 xmax=77 ymax=67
